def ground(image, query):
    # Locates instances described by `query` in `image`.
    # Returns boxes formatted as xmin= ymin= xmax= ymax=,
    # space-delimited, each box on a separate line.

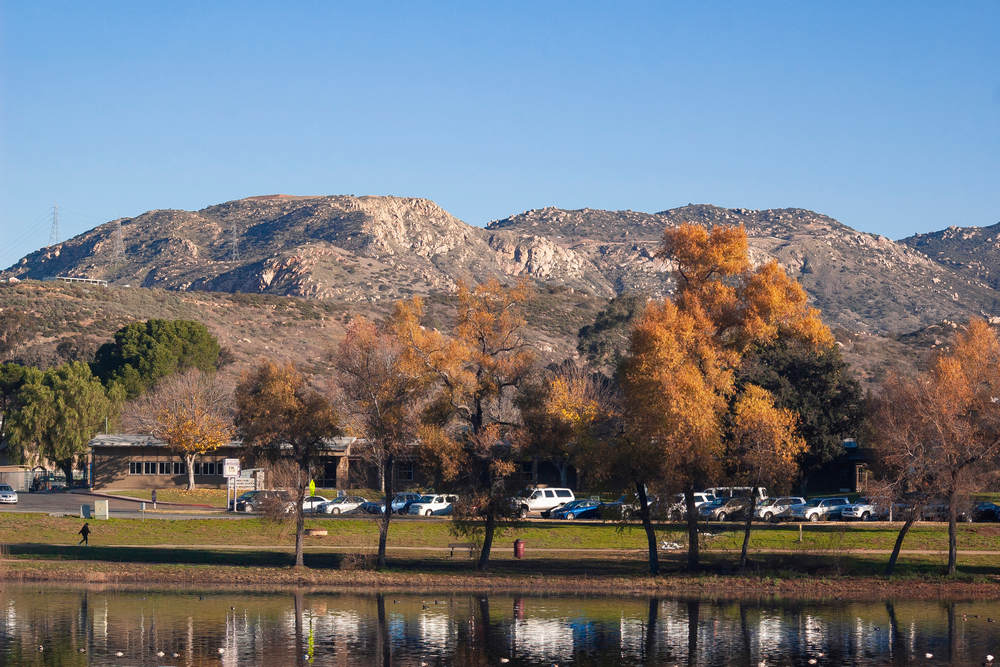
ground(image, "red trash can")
xmin=513 ymin=539 xmax=525 ymax=559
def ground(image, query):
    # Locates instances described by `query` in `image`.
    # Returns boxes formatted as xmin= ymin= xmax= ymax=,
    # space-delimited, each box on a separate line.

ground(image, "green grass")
xmin=4 ymin=513 xmax=1000 ymax=554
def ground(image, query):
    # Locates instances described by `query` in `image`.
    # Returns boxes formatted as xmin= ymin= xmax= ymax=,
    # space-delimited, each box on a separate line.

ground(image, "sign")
xmin=223 ymin=458 xmax=241 ymax=478
xmin=233 ymin=477 xmax=256 ymax=491
xmin=309 ymin=479 xmax=316 ymax=497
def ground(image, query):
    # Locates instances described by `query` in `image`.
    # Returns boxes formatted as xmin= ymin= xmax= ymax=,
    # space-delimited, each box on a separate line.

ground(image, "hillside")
xmin=0 ymin=280 xmax=605 ymax=379
xmin=902 ymin=221 xmax=1000 ymax=290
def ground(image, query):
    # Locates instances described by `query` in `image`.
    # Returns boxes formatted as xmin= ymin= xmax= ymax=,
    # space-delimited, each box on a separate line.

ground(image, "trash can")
xmin=513 ymin=539 xmax=525 ymax=559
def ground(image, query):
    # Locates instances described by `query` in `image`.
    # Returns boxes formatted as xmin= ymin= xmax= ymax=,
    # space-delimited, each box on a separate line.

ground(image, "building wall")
xmin=91 ymin=446 xmax=240 ymax=490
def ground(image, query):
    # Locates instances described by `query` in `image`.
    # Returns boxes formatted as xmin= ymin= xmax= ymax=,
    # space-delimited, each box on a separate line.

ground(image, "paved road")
xmin=0 ymin=491 xmax=241 ymax=520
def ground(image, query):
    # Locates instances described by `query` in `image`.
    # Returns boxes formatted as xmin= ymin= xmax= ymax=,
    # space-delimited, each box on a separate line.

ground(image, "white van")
xmin=703 ymin=487 xmax=768 ymax=501
xmin=515 ymin=487 xmax=575 ymax=517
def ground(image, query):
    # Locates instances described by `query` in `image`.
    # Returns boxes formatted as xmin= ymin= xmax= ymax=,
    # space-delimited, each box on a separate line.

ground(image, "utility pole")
xmin=49 ymin=204 xmax=59 ymax=245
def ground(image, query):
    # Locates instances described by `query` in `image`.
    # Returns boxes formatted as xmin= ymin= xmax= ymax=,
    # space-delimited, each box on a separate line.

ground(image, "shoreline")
xmin=4 ymin=559 xmax=1000 ymax=601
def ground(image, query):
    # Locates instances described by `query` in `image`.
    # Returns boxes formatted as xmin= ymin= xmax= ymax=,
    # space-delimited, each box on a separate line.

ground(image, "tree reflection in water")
xmin=0 ymin=586 xmax=998 ymax=665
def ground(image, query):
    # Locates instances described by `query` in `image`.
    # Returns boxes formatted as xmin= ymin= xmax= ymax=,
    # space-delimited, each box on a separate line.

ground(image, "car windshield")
xmin=417 ymin=495 xmax=434 ymax=503
xmin=759 ymin=498 xmax=776 ymax=507
xmin=0 ymin=485 xmax=12 ymax=492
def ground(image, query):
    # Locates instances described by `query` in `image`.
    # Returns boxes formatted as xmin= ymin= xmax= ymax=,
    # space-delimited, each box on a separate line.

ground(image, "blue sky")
xmin=1 ymin=2 xmax=997 ymax=269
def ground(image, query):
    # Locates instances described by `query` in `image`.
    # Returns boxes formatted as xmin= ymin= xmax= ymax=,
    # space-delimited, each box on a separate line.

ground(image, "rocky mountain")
xmin=902 ymin=221 xmax=1000 ymax=290
xmin=4 ymin=194 xmax=998 ymax=343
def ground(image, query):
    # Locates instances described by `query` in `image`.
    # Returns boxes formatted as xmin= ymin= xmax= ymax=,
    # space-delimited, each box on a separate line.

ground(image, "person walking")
xmin=78 ymin=522 xmax=90 ymax=546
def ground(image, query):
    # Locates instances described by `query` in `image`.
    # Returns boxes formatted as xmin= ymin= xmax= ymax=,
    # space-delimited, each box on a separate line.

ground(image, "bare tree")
xmin=123 ymin=369 xmax=233 ymax=490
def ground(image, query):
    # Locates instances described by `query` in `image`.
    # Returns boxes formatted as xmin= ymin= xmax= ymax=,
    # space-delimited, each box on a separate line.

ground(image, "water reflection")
xmin=0 ymin=585 xmax=998 ymax=665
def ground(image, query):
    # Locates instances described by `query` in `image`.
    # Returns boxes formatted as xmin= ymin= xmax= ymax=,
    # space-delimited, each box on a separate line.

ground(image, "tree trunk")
xmin=376 ymin=593 xmax=390 ymax=667
xmin=557 ymin=461 xmax=568 ymax=488
xmin=644 ymin=597 xmax=659 ymax=662
xmin=685 ymin=488 xmax=699 ymax=571
xmin=636 ymin=481 xmax=659 ymax=575
xmin=885 ymin=507 xmax=919 ymax=576
xmin=294 ymin=464 xmax=307 ymax=568
xmin=947 ymin=486 xmax=958 ymax=576
xmin=739 ymin=486 xmax=756 ymax=571
xmin=60 ymin=459 xmax=75 ymax=489
xmin=477 ymin=511 xmax=496 ymax=571
xmin=186 ymin=453 xmax=196 ymax=491
xmin=377 ymin=454 xmax=393 ymax=570
xmin=293 ymin=590 xmax=305 ymax=666
xmin=685 ymin=598 xmax=700 ymax=667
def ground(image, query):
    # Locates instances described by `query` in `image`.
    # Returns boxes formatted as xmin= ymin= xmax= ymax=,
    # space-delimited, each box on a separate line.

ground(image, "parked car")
xmin=755 ymin=496 xmax=805 ymax=522
xmin=408 ymin=494 xmax=457 ymax=516
xmin=973 ymin=501 xmax=1000 ymax=522
xmin=665 ymin=492 xmax=715 ymax=520
xmin=840 ymin=497 xmax=885 ymax=521
xmin=390 ymin=492 xmax=423 ymax=514
xmin=703 ymin=486 xmax=769 ymax=501
xmin=513 ymin=487 xmax=575 ymax=518
xmin=0 ymin=484 xmax=18 ymax=504
xmin=235 ymin=490 xmax=293 ymax=513
xmin=319 ymin=495 xmax=367 ymax=515
xmin=919 ymin=500 xmax=973 ymax=523
xmin=550 ymin=499 xmax=602 ymax=520
xmin=786 ymin=497 xmax=850 ymax=522
xmin=359 ymin=500 xmax=387 ymax=515
xmin=698 ymin=497 xmax=752 ymax=521
xmin=301 ymin=495 xmax=330 ymax=513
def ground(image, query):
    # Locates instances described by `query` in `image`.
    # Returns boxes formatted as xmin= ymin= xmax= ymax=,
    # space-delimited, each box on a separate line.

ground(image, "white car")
xmin=755 ymin=496 xmax=805 ymax=522
xmin=319 ymin=495 xmax=366 ymax=515
xmin=408 ymin=494 xmax=458 ymax=517
xmin=0 ymin=484 xmax=17 ymax=504
xmin=301 ymin=495 xmax=330 ymax=513
xmin=514 ymin=487 xmax=575 ymax=518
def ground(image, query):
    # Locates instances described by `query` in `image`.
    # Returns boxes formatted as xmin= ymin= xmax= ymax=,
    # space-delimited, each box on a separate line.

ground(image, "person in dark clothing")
xmin=78 ymin=523 xmax=90 ymax=546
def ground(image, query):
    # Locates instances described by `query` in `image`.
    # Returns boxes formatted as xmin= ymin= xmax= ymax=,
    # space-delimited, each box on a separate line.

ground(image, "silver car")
xmin=755 ymin=496 xmax=804 ymax=522
xmin=787 ymin=497 xmax=850 ymax=522
xmin=0 ymin=484 xmax=17 ymax=504
xmin=841 ymin=498 xmax=883 ymax=521
xmin=319 ymin=495 xmax=367 ymax=515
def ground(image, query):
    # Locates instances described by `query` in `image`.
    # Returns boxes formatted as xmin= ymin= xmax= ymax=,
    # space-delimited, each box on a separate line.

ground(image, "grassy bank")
xmin=3 ymin=551 xmax=1000 ymax=600
xmin=5 ymin=513 xmax=1000 ymax=553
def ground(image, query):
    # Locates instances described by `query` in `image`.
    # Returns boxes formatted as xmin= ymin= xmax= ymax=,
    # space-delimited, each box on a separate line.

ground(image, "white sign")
xmin=233 ymin=477 xmax=256 ymax=491
xmin=223 ymin=458 xmax=241 ymax=478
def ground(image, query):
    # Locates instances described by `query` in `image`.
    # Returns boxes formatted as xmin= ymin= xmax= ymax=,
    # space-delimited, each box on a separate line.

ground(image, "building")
xmin=87 ymin=434 xmax=360 ymax=490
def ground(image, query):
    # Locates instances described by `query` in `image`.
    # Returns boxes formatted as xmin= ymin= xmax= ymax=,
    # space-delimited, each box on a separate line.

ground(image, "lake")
xmin=0 ymin=584 xmax=998 ymax=665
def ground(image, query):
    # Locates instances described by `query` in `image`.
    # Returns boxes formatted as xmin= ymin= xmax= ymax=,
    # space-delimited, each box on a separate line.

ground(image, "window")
xmin=172 ymin=461 xmax=187 ymax=475
xmin=129 ymin=461 xmax=142 ymax=475
xmin=544 ymin=490 xmax=555 ymax=498
xmin=396 ymin=461 xmax=414 ymax=482
xmin=143 ymin=461 xmax=157 ymax=475
xmin=195 ymin=461 xmax=220 ymax=476
xmin=555 ymin=490 xmax=572 ymax=498
xmin=158 ymin=461 xmax=171 ymax=475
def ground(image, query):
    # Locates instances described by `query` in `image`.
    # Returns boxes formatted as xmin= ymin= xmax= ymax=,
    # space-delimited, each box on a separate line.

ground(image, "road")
xmin=0 ymin=491 xmax=240 ymax=520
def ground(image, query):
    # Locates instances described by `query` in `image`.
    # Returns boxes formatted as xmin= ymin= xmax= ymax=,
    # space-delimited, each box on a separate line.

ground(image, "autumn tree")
xmin=234 ymin=361 xmax=341 ymax=568
xmin=871 ymin=319 xmax=1000 ymax=576
xmin=6 ymin=361 xmax=115 ymax=484
xmin=334 ymin=315 xmax=428 ymax=570
xmin=727 ymin=384 xmax=806 ymax=570
xmin=622 ymin=223 xmax=832 ymax=571
xmin=123 ymin=369 xmax=233 ymax=490
xmin=396 ymin=279 xmax=534 ymax=570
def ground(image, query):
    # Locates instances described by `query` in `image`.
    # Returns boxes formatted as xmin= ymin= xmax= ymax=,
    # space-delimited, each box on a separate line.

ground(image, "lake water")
xmin=0 ymin=585 xmax=998 ymax=665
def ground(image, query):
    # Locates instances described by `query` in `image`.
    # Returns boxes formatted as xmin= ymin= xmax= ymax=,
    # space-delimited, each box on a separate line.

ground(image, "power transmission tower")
xmin=230 ymin=220 xmax=240 ymax=262
xmin=112 ymin=220 xmax=125 ymax=265
xmin=49 ymin=204 xmax=59 ymax=245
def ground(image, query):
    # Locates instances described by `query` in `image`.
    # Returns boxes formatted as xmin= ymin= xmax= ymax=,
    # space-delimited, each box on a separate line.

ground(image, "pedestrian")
xmin=151 ymin=488 xmax=157 ymax=510
xmin=78 ymin=522 xmax=90 ymax=546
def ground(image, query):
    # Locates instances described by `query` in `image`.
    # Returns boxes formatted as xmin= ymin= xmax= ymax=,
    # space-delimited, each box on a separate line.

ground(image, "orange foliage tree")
xmin=334 ymin=315 xmax=429 ymax=570
xmin=871 ymin=319 xmax=1000 ymax=575
xmin=234 ymin=361 xmax=341 ymax=568
xmin=123 ymin=369 xmax=232 ymax=491
xmin=621 ymin=223 xmax=832 ymax=572
xmin=395 ymin=279 xmax=534 ymax=571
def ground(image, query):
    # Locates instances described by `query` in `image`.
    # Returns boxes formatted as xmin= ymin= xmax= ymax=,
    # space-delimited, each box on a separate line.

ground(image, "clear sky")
xmin=1 ymin=2 xmax=997 ymax=269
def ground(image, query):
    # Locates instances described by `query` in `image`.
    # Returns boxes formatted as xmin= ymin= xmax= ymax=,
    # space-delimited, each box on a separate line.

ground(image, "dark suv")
xmin=235 ymin=490 xmax=293 ymax=513
xmin=698 ymin=497 xmax=752 ymax=521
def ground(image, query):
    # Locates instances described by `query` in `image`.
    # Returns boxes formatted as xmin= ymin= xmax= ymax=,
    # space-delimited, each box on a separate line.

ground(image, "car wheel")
xmin=670 ymin=510 xmax=682 ymax=522
xmin=808 ymin=513 xmax=819 ymax=522
xmin=565 ymin=513 xmax=576 ymax=520
xmin=519 ymin=507 xmax=528 ymax=519
xmin=245 ymin=504 xmax=254 ymax=513
xmin=763 ymin=511 xmax=773 ymax=521
xmin=717 ymin=512 xmax=727 ymax=522
xmin=332 ymin=507 xmax=341 ymax=515
xmin=861 ymin=511 xmax=871 ymax=521
xmin=425 ymin=509 xmax=433 ymax=517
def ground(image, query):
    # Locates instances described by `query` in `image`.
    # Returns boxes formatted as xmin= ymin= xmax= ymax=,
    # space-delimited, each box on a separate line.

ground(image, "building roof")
xmin=88 ymin=433 xmax=359 ymax=452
